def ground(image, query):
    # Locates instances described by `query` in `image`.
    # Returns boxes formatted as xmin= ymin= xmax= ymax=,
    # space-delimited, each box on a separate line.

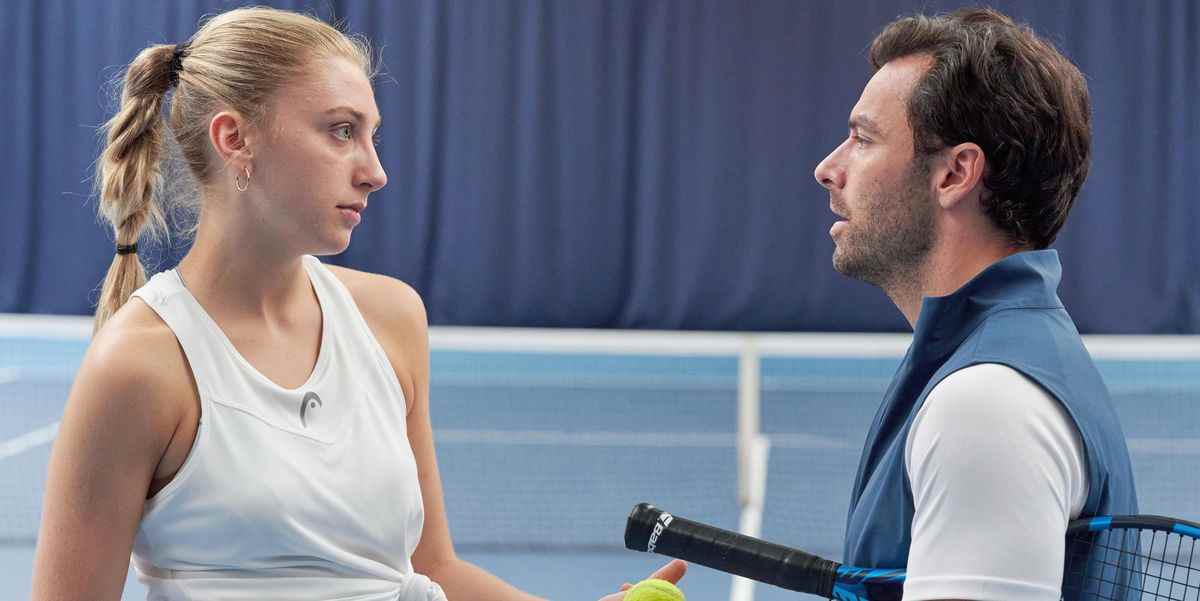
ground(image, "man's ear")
xmin=932 ymin=143 xmax=986 ymax=210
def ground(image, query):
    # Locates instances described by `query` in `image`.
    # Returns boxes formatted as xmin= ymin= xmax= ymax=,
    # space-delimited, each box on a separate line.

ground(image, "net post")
xmin=737 ymin=335 xmax=761 ymax=507
xmin=731 ymin=434 xmax=770 ymax=601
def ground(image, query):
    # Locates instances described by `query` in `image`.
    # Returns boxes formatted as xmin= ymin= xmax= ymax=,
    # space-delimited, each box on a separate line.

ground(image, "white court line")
xmin=435 ymin=430 xmax=1200 ymax=454
xmin=0 ymin=367 xmax=19 ymax=385
xmin=435 ymin=430 xmax=743 ymax=448
xmin=433 ymin=429 xmax=853 ymax=449
xmin=432 ymin=374 xmax=899 ymax=393
xmin=0 ymin=426 xmax=821 ymax=465
xmin=1 ymin=425 xmax=1195 ymax=458
xmin=0 ymin=421 xmax=60 ymax=461
xmin=436 ymin=375 xmax=739 ymax=391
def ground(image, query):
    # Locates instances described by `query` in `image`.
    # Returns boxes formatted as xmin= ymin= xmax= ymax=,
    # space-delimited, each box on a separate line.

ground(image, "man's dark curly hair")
xmin=869 ymin=7 xmax=1091 ymax=249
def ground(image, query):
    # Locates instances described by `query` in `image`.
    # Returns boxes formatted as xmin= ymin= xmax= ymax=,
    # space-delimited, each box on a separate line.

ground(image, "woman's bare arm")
xmin=31 ymin=304 xmax=190 ymax=601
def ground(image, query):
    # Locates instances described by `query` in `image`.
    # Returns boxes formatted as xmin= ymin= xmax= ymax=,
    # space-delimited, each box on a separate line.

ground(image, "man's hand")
xmin=597 ymin=559 xmax=687 ymax=600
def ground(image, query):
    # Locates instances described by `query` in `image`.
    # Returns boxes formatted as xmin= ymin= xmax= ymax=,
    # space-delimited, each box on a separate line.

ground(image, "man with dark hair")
xmin=813 ymin=8 xmax=1137 ymax=600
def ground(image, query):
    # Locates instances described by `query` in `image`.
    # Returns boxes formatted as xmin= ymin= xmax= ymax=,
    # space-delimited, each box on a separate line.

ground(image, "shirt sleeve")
xmin=902 ymin=363 xmax=1089 ymax=601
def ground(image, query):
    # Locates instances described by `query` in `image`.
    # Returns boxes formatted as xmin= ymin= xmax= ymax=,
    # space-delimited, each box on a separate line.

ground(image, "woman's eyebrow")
xmin=323 ymin=106 xmax=382 ymax=129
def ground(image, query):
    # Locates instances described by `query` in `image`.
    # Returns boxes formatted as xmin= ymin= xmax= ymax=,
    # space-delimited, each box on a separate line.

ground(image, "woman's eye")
xmin=334 ymin=125 xmax=353 ymax=141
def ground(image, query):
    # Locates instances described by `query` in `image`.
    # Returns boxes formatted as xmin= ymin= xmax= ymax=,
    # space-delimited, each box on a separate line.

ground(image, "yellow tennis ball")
xmin=625 ymin=578 xmax=685 ymax=601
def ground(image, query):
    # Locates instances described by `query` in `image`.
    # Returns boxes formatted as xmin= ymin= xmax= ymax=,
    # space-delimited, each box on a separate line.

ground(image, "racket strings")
xmin=1064 ymin=527 xmax=1200 ymax=601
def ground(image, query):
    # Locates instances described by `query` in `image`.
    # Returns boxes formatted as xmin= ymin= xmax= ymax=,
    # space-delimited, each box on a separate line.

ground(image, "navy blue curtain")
xmin=2 ymin=0 xmax=1197 ymax=332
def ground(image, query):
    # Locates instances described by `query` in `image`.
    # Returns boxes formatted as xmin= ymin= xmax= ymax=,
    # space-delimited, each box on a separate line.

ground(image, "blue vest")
xmin=842 ymin=250 xmax=1138 ymax=577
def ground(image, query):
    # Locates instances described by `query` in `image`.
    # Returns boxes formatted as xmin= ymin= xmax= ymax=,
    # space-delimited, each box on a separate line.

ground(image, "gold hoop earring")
xmin=235 ymin=166 xmax=251 ymax=192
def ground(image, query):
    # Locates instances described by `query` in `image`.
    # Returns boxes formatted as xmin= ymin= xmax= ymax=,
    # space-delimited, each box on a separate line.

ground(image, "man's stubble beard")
xmin=833 ymin=161 xmax=937 ymax=292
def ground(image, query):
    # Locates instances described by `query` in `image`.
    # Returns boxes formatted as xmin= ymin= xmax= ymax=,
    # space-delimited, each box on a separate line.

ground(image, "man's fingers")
xmin=648 ymin=559 xmax=688 ymax=583
xmin=614 ymin=560 xmax=685 ymax=600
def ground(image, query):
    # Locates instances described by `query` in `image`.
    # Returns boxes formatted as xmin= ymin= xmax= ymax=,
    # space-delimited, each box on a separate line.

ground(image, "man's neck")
xmin=885 ymin=242 xmax=1024 ymax=329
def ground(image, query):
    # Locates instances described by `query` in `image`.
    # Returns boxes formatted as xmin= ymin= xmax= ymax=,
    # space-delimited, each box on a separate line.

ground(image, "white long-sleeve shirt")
xmin=903 ymin=363 xmax=1089 ymax=601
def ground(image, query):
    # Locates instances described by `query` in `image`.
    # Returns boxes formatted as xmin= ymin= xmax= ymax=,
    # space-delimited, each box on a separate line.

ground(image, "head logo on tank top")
xmin=299 ymin=391 xmax=323 ymax=428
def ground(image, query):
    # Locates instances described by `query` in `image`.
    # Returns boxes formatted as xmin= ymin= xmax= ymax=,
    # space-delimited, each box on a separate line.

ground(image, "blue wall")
xmin=2 ymin=1 xmax=1196 ymax=332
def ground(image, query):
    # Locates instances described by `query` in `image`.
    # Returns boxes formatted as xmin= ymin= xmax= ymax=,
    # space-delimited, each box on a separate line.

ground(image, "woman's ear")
xmin=208 ymin=110 xmax=254 ymax=165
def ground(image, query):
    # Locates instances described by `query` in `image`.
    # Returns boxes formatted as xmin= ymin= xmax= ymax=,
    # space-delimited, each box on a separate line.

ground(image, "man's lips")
xmin=830 ymin=201 xmax=849 ymax=237
xmin=829 ymin=200 xmax=848 ymax=221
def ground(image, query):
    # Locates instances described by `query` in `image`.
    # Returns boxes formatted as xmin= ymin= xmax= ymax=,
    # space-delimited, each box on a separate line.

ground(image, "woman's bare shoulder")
xmin=80 ymin=298 xmax=194 ymax=414
xmin=324 ymin=264 xmax=427 ymax=337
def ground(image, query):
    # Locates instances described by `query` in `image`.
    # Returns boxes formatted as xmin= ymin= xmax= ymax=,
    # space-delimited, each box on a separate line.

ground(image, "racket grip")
xmin=625 ymin=503 xmax=839 ymax=597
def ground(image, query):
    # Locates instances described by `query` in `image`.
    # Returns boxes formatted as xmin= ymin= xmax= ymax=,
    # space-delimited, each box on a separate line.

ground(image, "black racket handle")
xmin=625 ymin=503 xmax=839 ymax=596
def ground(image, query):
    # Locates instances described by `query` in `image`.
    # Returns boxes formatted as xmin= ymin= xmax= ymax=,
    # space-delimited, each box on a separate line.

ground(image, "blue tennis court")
xmin=2 ymin=325 xmax=1198 ymax=600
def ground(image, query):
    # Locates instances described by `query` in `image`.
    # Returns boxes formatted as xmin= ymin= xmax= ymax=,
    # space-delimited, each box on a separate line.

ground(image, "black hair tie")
xmin=168 ymin=41 xmax=190 ymax=87
xmin=116 ymin=244 xmax=138 ymax=255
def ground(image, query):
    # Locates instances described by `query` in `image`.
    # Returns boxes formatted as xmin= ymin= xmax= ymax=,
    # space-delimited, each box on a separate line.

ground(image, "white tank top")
xmin=128 ymin=256 xmax=445 ymax=601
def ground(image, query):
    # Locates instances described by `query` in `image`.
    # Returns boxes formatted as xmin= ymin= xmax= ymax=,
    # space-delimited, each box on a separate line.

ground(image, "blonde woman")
xmin=31 ymin=7 xmax=683 ymax=600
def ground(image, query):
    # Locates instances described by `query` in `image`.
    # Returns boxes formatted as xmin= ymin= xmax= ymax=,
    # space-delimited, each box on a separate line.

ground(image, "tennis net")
xmin=1 ymin=316 xmax=1198 ymax=559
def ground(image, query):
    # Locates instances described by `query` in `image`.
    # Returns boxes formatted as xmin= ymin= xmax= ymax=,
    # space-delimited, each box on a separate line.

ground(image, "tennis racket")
xmin=625 ymin=502 xmax=1200 ymax=601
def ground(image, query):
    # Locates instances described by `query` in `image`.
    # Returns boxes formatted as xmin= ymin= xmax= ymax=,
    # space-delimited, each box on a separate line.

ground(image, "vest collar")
xmin=912 ymin=249 xmax=1064 ymax=358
